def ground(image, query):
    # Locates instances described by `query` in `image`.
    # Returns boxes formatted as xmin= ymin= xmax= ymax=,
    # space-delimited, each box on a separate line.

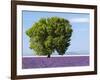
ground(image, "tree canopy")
xmin=26 ymin=16 xmax=73 ymax=58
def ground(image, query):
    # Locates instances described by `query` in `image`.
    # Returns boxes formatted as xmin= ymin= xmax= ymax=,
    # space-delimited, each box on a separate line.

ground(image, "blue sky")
xmin=22 ymin=11 xmax=90 ymax=56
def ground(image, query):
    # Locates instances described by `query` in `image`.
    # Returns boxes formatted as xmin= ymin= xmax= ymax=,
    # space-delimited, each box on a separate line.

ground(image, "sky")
xmin=22 ymin=10 xmax=90 ymax=56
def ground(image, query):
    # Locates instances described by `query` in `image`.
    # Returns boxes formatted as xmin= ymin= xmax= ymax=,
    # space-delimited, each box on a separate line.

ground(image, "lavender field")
xmin=22 ymin=56 xmax=89 ymax=69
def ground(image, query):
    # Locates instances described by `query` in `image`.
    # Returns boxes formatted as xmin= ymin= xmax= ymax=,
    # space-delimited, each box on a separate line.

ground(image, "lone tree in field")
xmin=26 ymin=17 xmax=73 ymax=58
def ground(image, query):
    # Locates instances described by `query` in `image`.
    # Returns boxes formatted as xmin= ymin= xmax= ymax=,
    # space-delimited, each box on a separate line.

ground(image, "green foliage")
xmin=26 ymin=16 xmax=73 ymax=58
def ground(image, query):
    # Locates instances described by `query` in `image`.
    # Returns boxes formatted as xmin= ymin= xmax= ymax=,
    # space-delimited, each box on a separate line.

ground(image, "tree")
xmin=26 ymin=16 xmax=73 ymax=58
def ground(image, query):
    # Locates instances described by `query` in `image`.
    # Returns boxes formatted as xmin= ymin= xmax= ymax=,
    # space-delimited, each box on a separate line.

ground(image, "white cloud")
xmin=70 ymin=18 xmax=89 ymax=23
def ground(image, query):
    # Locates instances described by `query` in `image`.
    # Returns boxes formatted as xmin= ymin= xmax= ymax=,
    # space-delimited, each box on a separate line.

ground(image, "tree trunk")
xmin=47 ymin=54 xmax=50 ymax=58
